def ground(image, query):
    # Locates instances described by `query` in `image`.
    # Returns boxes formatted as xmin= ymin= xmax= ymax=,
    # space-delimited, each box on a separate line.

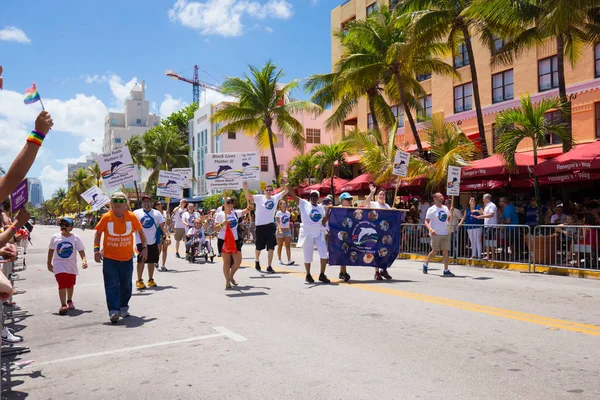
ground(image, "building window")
xmin=493 ymin=35 xmax=504 ymax=54
xmin=192 ymin=137 xmax=195 ymax=151
xmin=228 ymin=131 xmax=236 ymax=140
xmin=417 ymin=72 xmax=432 ymax=82
xmin=492 ymin=69 xmax=514 ymax=103
xmin=136 ymin=118 xmax=142 ymax=125
xmin=418 ymin=95 xmax=432 ymax=121
xmin=538 ymin=56 xmax=559 ymax=92
xmin=341 ymin=17 xmax=355 ymax=35
xmin=114 ymin=138 xmax=121 ymax=144
xmin=110 ymin=118 xmax=118 ymax=125
xmin=261 ymin=156 xmax=269 ymax=172
xmin=389 ymin=0 xmax=400 ymax=11
xmin=306 ymin=128 xmax=321 ymax=144
xmin=454 ymin=42 xmax=470 ymax=68
xmin=367 ymin=114 xmax=374 ymax=131
xmin=544 ymin=110 xmax=563 ymax=145
xmin=454 ymin=83 xmax=473 ymax=113
xmin=366 ymin=2 xmax=378 ymax=16
xmin=391 ymin=105 xmax=404 ymax=128
xmin=595 ymin=103 xmax=600 ymax=138
xmin=595 ymin=43 xmax=600 ymax=78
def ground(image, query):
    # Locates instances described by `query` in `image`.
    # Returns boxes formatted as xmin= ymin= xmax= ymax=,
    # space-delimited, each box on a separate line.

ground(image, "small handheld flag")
xmin=24 ymin=82 xmax=44 ymax=110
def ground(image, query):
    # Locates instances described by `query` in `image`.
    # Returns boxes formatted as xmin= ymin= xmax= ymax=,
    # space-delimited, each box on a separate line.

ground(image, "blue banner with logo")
xmin=328 ymin=207 xmax=402 ymax=268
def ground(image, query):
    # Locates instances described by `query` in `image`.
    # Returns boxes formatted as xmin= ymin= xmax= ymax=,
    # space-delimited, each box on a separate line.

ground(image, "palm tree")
xmin=126 ymin=135 xmax=145 ymax=168
xmin=469 ymin=0 xmax=600 ymax=154
xmin=401 ymin=0 xmax=494 ymax=158
xmin=340 ymin=5 xmax=456 ymax=153
xmin=211 ymin=61 xmax=321 ymax=183
xmin=87 ymin=161 xmax=102 ymax=188
xmin=287 ymin=154 xmax=322 ymax=189
xmin=495 ymin=94 xmax=572 ymax=224
xmin=310 ymin=142 xmax=352 ymax=205
xmin=52 ymin=188 xmax=68 ymax=216
xmin=67 ymin=168 xmax=93 ymax=214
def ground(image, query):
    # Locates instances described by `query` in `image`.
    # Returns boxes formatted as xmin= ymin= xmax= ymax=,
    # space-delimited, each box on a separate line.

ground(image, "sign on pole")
xmin=393 ymin=150 xmax=410 ymax=177
xmin=172 ymin=167 xmax=193 ymax=189
xmin=81 ymin=185 xmax=110 ymax=211
xmin=157 ymin=170 xmax=184 ymax=198
xmin=447 ymin=166 xmax=462 ymax=196
xmin=204 ymin=153 xmax=243 ymax=191
xmin=96 ymin=147 xmax=137 ymax=188
xmin=11 ymin=179 xmax=28 ymax=213
xmin=240 ymin=152 xmax=259 ymax=182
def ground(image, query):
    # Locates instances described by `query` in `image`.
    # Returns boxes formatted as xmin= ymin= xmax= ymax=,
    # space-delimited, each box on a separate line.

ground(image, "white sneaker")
xmin=2 ymin=327 xmax=23 ymax=343
xmin=279 ymin=260 xmax=284 ymax=265
xmin=120 ymin=310 xmax=130 ymax=318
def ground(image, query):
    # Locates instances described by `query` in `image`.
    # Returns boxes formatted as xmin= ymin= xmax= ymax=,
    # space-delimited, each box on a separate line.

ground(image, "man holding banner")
xmin=422 ymin=192 xmax=455 ymax=277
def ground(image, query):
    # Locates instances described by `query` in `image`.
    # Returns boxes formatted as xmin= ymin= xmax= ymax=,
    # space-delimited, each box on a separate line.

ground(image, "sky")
xmin=0 ymin=0 xmax=339 ymax=200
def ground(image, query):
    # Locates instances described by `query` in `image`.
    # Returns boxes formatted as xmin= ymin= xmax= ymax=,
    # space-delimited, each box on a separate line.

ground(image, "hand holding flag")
xmin=35 ymin=111 xmax=54 ymax=135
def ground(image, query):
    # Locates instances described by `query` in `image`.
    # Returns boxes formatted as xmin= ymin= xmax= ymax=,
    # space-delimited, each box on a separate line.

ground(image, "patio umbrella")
xmin=534 ymin=139 xmax=600 ymax=176
xmin=339 ymin=174 xmax=373 ymax=194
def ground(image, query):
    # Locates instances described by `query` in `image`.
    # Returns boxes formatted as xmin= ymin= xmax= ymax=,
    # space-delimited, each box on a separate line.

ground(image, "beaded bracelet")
xmin=26 ymin=130 xmax=46 ymax=146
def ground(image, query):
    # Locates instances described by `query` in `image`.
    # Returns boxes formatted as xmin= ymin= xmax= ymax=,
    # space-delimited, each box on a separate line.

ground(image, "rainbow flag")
xmin=23 ymin=83 xmax=41 ymax=105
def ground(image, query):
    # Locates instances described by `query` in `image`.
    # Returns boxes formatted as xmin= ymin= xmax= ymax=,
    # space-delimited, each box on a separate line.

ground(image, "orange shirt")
xmin=95 ymin=210 xmax=142 ymax=261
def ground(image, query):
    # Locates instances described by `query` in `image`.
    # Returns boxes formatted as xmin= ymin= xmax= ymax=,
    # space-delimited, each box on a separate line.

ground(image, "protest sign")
xmin=11 ymin=179 xmax=28 ymax=213
xmin=393 ymin=150 xmax=410 ymax=177
xmin=157 ymin=170 xmax=184 ymax=198
xmin=446 ymin=166 xmax=462 ymax=196
xmin=96 ymin=147 xmax=136 ymax=188
xmin=172 ymin=167 xmax=193 ymax=189
xmin=239 ymin=152 xmax=259 ymax=182
xmin=204 ymin=153 xmax=243 ymax=191
xmin=81 ymin=185 xmax=110 ymax=211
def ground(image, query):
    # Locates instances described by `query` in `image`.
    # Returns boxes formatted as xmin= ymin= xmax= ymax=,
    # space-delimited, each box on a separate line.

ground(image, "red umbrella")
xmin=538 ymin=170 xmax=600 ymax=185
xmin=460 ymin=179 xmax=505 ymax=192
xmin=462 ymin=153 xmax=543 ymax=179
xmin=339 ymin=174 xmax=373 ymax=193
xmin=319 ymin=177 xmax=350 ymax=195
xmin=298 ymin=183 xmax=321 ymax=196
xmin=382 ymin=175 xmax=427 ymax=191
xmin=534 ymin=139 xmax=600 ymax=176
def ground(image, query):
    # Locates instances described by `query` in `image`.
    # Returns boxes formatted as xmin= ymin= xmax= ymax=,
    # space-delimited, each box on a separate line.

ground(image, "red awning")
xmin=298 ymin=184 xmax=321 ymax=196
xmin=538 ymin=170 xmax=600 ymax=185
xmin=462 ymin=153 xmax=544 ymax=179
xmin=534 ymin=140 xmax=600 ymax=177
xmin=460 ymin=179 xmax=505 ymax=192
xmin=321 ymin=176 xmax=349 ymax=190
xmin=334 ymin=154 xmax=361 ymax=167
xmin=521 ymin=147 xmax=563 ymax=159
xmin=382 ymin=175 xmax=427 ymax=190
xmin=406 ymin=141 xmax=432 ymax=153
xmin=339 ymin=173 xmax=373 ymax=193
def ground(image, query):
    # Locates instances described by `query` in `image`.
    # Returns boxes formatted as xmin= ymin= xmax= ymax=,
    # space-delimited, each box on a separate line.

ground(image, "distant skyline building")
xmin=67 ymin=153 xmax=98 ymax=189
xmin=28 ymin=177 xmax=44 ymax=206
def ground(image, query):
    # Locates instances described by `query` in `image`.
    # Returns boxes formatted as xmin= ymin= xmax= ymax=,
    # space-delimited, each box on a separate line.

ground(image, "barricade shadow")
xmin=347 ymin=279 xmax=415 ymax=284
xmin=146 ymin=285 xmax=177 ymax=292
xmin=225 ymin=285 xmax=270 ymax=298
xmin=248 ymin=275 xmax=281 ymax=279
xmin=102 ymin=315 xmax=157 ymax=328
xmin=164 ymin=269 xmax=202 ymax=273
xmin=225 ymin=292 xmax=268 ymax=298
xmin=131 ymin=292 xmax=153 ymax=296
xmin=304 ymin=282 xmax=341 ymax=289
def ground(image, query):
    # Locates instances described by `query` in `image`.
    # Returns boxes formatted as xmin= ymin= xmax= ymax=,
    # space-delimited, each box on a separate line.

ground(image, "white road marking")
xmin=36 ymin=327 xmax=247 ymax=366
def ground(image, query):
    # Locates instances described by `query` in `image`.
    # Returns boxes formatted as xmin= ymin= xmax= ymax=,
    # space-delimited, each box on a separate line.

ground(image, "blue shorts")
xmin=276 ymin=228 xmax=292 ymax=239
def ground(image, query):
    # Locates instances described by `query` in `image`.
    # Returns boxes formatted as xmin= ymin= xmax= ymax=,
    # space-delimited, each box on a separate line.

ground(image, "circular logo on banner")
xmin=228 ymin=216 xmax=238 ymax=229
xmin=265 ymin=200 xmax=275 ymax=210
xmin=437 ymin=210 xmax=448 ymax=222
xmin=56 ymin=241 xmax=74 ymax=259
xmin=281 ymin=214 xmax=290 ymax=224
xmin=141 ymin=215 xmax=154 ymax=229
xmin=309 ymin=209 xmax=322 ymax=222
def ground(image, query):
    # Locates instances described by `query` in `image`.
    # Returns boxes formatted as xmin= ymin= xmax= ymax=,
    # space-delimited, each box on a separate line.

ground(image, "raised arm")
xmin=243 ymin=182 xmax=254 ymax=203
xmin=286 ymin=184 xmax=300 ymax=203
xmin=364 ymin=184 xmax=376 ymax=205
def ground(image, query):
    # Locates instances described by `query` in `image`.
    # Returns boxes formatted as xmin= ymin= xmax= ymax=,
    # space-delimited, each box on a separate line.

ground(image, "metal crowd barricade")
xmin=532 ymin=225 xmax=600 ymax=271
xmin=399 ymin=223 xmax=431 ymax=256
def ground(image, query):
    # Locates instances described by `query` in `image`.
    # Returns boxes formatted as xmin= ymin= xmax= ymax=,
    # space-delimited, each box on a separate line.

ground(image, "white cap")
xmin=310 ymin=190 xmax=320 ymax=196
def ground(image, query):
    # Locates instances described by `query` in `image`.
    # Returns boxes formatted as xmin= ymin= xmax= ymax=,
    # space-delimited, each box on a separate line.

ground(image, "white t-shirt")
xmin=134 ymin=208 xmax=166 ymax=245
xmin=484 ymin=202 xmax=498 ymax=225
xmin=173 ymin=207 xmax=186 ymax=229
xmin=187 ymin=226 xmax=205 ymax=242
xmin=551 ymin=213 xmax=567 ymax=224
xmin=299 ymin=199 xmax=326 ymax=238
xmin=48 ymin=233 xmax=85 ymax=275
xmin=276 ymin=211 xmax=291 ymax=229
xmin=370 ymin=201 xmax=391 ymax=209
xmin=425 ymin=205 xmax=450 ymax=236
xmin=254 ymin=193 xmax=283 ymax=226
xmin=419 ymin=202 xmax=430 ymax=223
xmin=214 ymin=210 xmax=244 ymax=240
xmin=182 ymin=211 xmax=200 ymax=227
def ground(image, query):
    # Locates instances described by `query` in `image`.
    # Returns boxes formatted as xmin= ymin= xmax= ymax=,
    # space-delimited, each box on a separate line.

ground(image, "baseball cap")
xmin=59 ymin=217 xmax=73 ymax=227
xmin=141 ymin=194 xmax=153 ymax=201
xmin=111 ymin=191 xmax=128 ymax=200
xmin=340 ymin=192 xmax=353 ymax=201
xmin=309 ymin=190 xmax=320 ymax=196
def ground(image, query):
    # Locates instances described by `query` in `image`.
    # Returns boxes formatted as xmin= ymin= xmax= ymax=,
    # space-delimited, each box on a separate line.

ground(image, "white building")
xmin=27 ymin=178 xmax=44 ymax=206
xmin=102 ymin=81 xmax=160 ymax=153
xmin=67 ymin=153 xmax=97 ymax=189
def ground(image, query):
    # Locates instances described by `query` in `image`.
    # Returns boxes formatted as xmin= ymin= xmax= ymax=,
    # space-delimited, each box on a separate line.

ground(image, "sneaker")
xmin=381 ymin=270 xmax=393 ymax=280
xmin=147 ymin=279 xmax=157 ymax=288
xmin=176 ymin=252 xmax=181 ymax=258
xmin=266 ymin=266 xmax=275 ymax=274
xmin=255 ymin=261 xmax=262 ymax=272
xmin=58 ymin=305 xmax=69 ymax=315
xmin=279 ymin=259 xmax=284 ymax=265
xmin=110 ymin=313 xmax=120 ymax=324
xmin=160 ymin=266 xmax=168 ymax=272
xmin=422 ymin=264 xmax=428 ymax=274
xmin=136 ymin=280 xmax=146 ymax=290
xmin=443 ymin=269 xmax=455 ymax=277
xmin=374 ymin=271 xmax=383 ymax=281
xmin=120 ymin=310 xmax=130 ymax=318
xmin=318 ymin=273 xmax=331 ymax=283
xmin=305 ymin=274 xmax=314 ymax=283
xmin=2 ymin=327 xmax=23 ymax=343
xmin=67 ymin=301 xmax=75 ymax=310
xmin=343 ymin=273 xmax=351 ymax=282
xmin=338 ymin=272 xmax=345 ymax=280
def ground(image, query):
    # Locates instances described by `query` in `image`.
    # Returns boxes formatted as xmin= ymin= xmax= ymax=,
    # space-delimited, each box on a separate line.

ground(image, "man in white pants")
xmin=288 ymin=188 xmax=330 ymax=283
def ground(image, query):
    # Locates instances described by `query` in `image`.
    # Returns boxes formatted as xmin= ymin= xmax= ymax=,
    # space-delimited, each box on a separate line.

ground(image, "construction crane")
xmin=165 ymin=65 xmax=221 ymax=104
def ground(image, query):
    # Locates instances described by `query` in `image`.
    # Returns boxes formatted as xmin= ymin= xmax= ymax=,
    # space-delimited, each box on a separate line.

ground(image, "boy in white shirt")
xmin=47 ymin=217 xmax=87 ymax=315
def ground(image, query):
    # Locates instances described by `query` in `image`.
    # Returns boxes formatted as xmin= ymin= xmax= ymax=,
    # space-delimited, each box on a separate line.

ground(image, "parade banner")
xmin=157 ymin=170 xmax=184 ymax=198
xmin=11 ymin=179 xmax=28 ymax=212
xmin=96 ymin=147 xmax=136 ymax=188
xmin=240 ymin=152 xmax=260 ymax=182
xmin=81 ymin=185 xmax=110 ymax=211
xmin=393 ymin=150 xmax=410 ymax=177
xmin=328 ymin=207 xmax=402 ymax=268
xmin=172 ymin=167 xmax=193 ymax=189
xmin=446 ymin=166 xmax=462 ymax=196
xmin=205 ymin=153 xmax=243 ymax=191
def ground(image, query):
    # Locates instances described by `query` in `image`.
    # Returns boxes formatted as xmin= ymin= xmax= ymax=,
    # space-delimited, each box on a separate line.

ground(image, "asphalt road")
xmin=2 ymin=225 xmax=600 ymax=400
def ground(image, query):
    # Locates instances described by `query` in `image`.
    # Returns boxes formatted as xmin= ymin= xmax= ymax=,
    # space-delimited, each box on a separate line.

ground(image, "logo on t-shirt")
xmin=228 ymin=215 xmax=238 ymax=229
xmin=309 ymin=209 xmax=322 ymax=222
xmin=56 ymin=241 xmax=74 ymax=259
xmin=281 ymin=214 xmax=290 ymax=224
xmin=437 ymin=210 xmax=448 ymax=222
xmin=140 ymin=215 xmax=154 ymax=229
xmin=265 ymin=200 xmax=275 ymax=210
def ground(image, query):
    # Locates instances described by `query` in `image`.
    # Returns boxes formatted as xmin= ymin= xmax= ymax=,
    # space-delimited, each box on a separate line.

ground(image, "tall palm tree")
xmin=287 ymin=154 xmax=322 ymax=189
xmin=310 ymin=142 xmax=352 ymax=205
xmin=126 ymin=135 xmax=145 ymax=168
xmin=87 ymin=161 xmax=102 ymax=188
xmin=212 ymin=61 xmax=321 ymax=182
xmin=495 ymin=94 xmax=572 ymax=224
xmin=401 ymin=0 xmax=494 ymax=158
xmin=53 ymin=188 xmax=68 ymax=216
xmin=340 ymin=5 xmax=457 ymax=153
xmin=67 ymin=168 xmax=93 ymax=214
xmin=469 ymin=0 xmax=600 ymax=153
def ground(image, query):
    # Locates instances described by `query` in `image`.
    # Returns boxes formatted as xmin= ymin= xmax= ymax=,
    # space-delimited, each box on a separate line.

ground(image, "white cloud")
xmin=80 ymin=74 xmax=139 ymax=110
xmin=198 ymin=89 xmax=235 ymax=107
xmin=168 ymin=0 xmax=293 ymax=37
xmin=81 ymin=74 xmax=102 ymax=84
xmin=159 ymin=94 xmax=187 ymax=118
xmin=0 ymin=26 xmax=31 ymax=44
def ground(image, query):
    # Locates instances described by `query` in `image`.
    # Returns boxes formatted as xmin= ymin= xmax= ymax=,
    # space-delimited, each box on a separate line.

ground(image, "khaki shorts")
xmin=431 ymin=234 xmax=451 ymax=251
xmin=175 ymin=228 xmax=186 ymax=241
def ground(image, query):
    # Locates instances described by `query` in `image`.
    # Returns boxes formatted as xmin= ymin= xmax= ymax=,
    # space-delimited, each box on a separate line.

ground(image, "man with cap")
xmin=133 ymin=195 xmax=168 ymax=289
xmin=94 ymin=192 xmax=147 ymax=324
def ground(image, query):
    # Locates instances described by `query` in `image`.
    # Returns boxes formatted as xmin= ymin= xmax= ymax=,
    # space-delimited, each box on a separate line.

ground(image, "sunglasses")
xmin=226 ymin=200 xmax=235 ymax=204
xmin=265 ymin=189 xmax=273 ymax=192
xmin=112 ymin=199 xmax=127 ymax=204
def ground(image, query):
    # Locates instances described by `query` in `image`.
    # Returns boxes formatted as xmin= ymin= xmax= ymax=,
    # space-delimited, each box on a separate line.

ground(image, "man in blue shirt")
xmin=499 ymin=197 xmax=523 ymax=262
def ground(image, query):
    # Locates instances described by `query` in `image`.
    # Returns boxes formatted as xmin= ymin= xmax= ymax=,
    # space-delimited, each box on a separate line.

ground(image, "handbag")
xmin=143 ymin=209 xmax=163 ymax=245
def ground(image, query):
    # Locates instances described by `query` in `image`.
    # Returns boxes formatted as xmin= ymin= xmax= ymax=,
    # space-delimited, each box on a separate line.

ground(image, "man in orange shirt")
xmin=94 ymin=192 xmax=147 ymax=324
